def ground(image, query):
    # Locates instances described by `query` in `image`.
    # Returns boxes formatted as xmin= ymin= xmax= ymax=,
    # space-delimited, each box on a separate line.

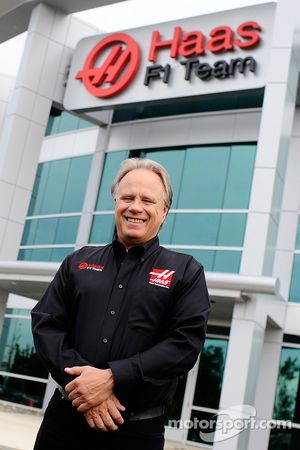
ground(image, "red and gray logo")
xmin=78 ymin=262 xmax=104 ymax=272
xmin=76 ymin=32 xmax=141 ymax=98
xmin=149 ymin=268 xmax=175 ymax=289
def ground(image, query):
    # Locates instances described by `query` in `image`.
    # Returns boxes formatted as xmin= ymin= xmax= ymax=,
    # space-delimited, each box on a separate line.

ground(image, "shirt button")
xmin=118 ymin=284 xmax=123 ymax=289
xmin=110 ymin=310 xmax=116 ymax=316
xmin=102 ymin=338 xmax=108 ymax=344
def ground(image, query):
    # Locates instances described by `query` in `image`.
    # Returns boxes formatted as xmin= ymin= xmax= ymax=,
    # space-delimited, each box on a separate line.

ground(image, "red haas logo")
xmin=149 ymin=269 xmax=175 ymax=289
xmin=76 ymin=33 xmax=141 ymax=98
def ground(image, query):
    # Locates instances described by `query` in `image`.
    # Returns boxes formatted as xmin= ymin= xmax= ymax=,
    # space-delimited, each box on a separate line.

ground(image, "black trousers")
xmin=34 ymin=390 xmax=165 ymax=450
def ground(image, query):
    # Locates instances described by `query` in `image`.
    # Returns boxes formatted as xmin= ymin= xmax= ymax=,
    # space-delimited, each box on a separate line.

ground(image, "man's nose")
xmin=128 ymin=198 xmax=143 ymax=211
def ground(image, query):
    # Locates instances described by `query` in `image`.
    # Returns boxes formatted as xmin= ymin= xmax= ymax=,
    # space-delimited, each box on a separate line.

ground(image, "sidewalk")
xmin=0 ymin=403 xmax=200 ymax=450
xmin=0 ymin=408 xmax=42 ymax=450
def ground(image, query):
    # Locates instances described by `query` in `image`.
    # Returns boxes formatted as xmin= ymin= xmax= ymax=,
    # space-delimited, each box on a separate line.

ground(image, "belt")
xmin=128 ymin=405 xmax=165 ymax=421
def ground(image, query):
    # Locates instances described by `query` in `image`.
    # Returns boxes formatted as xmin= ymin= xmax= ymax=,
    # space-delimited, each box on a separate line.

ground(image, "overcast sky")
xmin=0 ymin=0 xmax=275 ymax=77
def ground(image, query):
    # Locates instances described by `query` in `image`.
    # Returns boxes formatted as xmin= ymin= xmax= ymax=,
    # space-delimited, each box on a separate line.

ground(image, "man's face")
xmin=114 ymin=168 xmax=168 ymax=248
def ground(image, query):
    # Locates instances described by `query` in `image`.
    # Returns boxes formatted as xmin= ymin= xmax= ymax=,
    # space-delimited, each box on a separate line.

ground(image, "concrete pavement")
xmin=0 ymin=408 xmax=42 ymax=450
xmin=0 ymin=403 xmax=201 ymax=450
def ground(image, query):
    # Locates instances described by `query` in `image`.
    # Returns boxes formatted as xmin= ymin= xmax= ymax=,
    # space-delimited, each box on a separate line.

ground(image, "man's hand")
xmin=84 ymin=394 xmax=126 ymax=431
xmin=64 ymin=366 xmax=114 ymax=412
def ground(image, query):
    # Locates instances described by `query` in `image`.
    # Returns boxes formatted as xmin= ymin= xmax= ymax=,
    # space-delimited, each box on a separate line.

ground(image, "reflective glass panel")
xmin=18 ymin=247 xmax=73 ymax=262
xmin=289 ymin=255 xmax=300 ymax=302
xmin=217 ymin=214 xmax=247 ymax=246
xmin=95 ymin=151 xmax=128 ymax=211
xmin=174 ymin=249 xmax=241 ymax=273
xmin=38 ymin=159 xmax=70 ymax=214
xmin=172 ymin=214 xmax=220 ymax=246
xmin=187 ymin=410 xmax=215 ymax=446
xmin=89 ymin=215 xmax=116 ymax=244
xmin=171 ymin=213 xmax=246 ymax=247
xmin=45 ymin=110 xmax=93 ymax=136
xmin=273 ymin=347 xmax=300 ymax=422
xmin=142 ymin=149 xmax=186 ymax=207
xmin=21 ymin=217 xmax=79 ymax=245
xmin=158 ymin=213 xmax=175 ymax=244
xmin=223 ymin=145 xmax=256 ymax=208
xmin=178 ymin=146 xmax=230 ymax=209
xmin=0 ymin=375 xmax=46 ymax=408
xmin=18 ymin=248 xmax=52 ymax=262
xmin=268 ymin=427 xmax=300 ymax=450
xmin=60 ymin=156 xmax=92 ymax=213
xmin=213 ymin=250 xmax=241 ymax=273
xmin=28 ymin=156 xmax=91 ymax=215
xmin=193 ymin=338 xmax=228 ymax=409
xmin=0 ymin=317 xmax=48 ymax=378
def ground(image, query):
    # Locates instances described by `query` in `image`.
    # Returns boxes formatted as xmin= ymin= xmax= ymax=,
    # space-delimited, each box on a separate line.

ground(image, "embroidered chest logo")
xmin=78 ymin=262 xmax=104 ymax=272
xmin=149 ymin=269 xmax=175 ymax=289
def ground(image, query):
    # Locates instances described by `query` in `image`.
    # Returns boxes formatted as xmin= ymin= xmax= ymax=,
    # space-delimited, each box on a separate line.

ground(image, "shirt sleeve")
xmin=31 ymin=254 xmax=91 ymax=388
xmin=109 ymin=259 xmax=211 ymax=388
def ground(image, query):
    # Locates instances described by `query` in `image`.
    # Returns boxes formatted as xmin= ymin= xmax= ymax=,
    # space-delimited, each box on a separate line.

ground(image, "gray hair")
xmin=111 ymin=158 xmax=173 ymax=208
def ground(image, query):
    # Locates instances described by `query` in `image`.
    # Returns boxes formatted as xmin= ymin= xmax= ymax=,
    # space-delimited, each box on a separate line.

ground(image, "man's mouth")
xmin=125 ymin=217 xmax=146 ymax=223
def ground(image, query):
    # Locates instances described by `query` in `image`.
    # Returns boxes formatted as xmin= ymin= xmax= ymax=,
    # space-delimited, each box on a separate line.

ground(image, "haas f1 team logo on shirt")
xmin=149 ymin=268 xmax=175 ymax=289
xmin=78 ymin=262 xmax=104 ymax=272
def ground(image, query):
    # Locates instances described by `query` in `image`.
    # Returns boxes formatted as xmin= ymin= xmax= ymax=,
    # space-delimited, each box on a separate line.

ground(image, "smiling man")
xmin=31 ymin=158 xmax=211 ymax=450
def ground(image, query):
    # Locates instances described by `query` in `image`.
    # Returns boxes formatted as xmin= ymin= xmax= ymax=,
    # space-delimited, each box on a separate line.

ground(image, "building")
xmin=0 ymin=1 xmax=300 ymax=449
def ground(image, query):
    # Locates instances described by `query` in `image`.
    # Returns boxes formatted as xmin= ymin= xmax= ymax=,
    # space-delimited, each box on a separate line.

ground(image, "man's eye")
xmin=144 ymin=199 xmax=154 ymax=204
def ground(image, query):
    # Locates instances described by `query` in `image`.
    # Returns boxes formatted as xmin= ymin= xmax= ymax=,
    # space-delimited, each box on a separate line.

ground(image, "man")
xmin=31 ymin=157 xmax=211 ymax=450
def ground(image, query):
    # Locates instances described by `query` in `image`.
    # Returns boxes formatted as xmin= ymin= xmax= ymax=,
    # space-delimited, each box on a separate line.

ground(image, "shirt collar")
xmin=112 ymin=236 xmax=159 ymax=259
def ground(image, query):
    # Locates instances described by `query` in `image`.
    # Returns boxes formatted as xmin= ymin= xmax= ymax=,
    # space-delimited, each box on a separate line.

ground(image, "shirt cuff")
xmin=108 ymin=354 xmax=141 ymax=387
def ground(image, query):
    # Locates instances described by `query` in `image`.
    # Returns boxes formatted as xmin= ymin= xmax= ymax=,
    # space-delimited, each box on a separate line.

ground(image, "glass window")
xmin=37 ymin=159 xmax=70 ymax=214
xmin=187 ymin=410 xmax=216 ymax=446
xmin=217 ymin=214 xmax=247 ymax=246
xmin=0 ymin=316 xmax=48 ymax=379
xmin=223 ymin=145 xmax=256 ymax=208
xmin=18 ymin=247 xmax=73 ymax=262
xmin=112 ymin=89 xmax=264 ymax=123
xmin=172 ymin=213 xmax=221 ymax=246
xmin=0 ymin=375 xmax=47 ymax=408
xmin=142 ymin=149 xmax=186 ymax=207
xmin=95 ymin=151 xmax=129 ymax=211
xmin=268 ymin=428 xmax=300 ymax=450
xmin=18 ymin=248 xmax=52 ymax=262
xmin=289 ymin=255 xmax=300 ymax=302
xmin=54 ymin=217 xmax=80 ymax=244
xmin=21 ymin=217 xmax=80 ymax=246
xmin=170 ymin=213 xmax=246 ymax=247
xmin=213 ymin=250 xmax=241 ymax=273
xmin=193 ymin=338 xmax=228 ymax=409
xmin=273 ymin=347 xmax=300 ymax=422
xmin=158 ymin=213 xmax=175 ymax=244
xmin=6 ymin=309 xmax=31 ymax=316
xmin=45 ymin=109 xmax=94 ymax=136
xmin=89 ymin=215 xmax=115 ymax=244
xmin=91 ymin=145 xmax=255 ymax=274
xmin=28 ymin=156 xmax=92 ymax=216
xmin=178 ymin=146 xmax=231 ymax=209
xmin=28 ymin=164 xmax=50 ymax=215
xmin=61 ymin=156 xmax=92 ymax=213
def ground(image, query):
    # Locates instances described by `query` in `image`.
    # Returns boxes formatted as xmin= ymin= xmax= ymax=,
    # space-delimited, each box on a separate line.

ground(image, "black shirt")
xmin=31 ymin=237 xmax=211 ymax=408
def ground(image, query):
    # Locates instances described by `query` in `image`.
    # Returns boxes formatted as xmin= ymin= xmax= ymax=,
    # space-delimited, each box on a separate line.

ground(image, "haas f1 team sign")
xmin=63 ymin=3 xmax=275 ymax=111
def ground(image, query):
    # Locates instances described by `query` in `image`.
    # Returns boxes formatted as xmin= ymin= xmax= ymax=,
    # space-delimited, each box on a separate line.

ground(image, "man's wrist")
xmin=105 ymin=368 xmax=115 ymax=390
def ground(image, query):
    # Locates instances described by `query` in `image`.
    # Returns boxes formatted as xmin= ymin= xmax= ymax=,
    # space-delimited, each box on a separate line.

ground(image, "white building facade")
xmin=0 ymin=1 xmax=300 ymax=449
